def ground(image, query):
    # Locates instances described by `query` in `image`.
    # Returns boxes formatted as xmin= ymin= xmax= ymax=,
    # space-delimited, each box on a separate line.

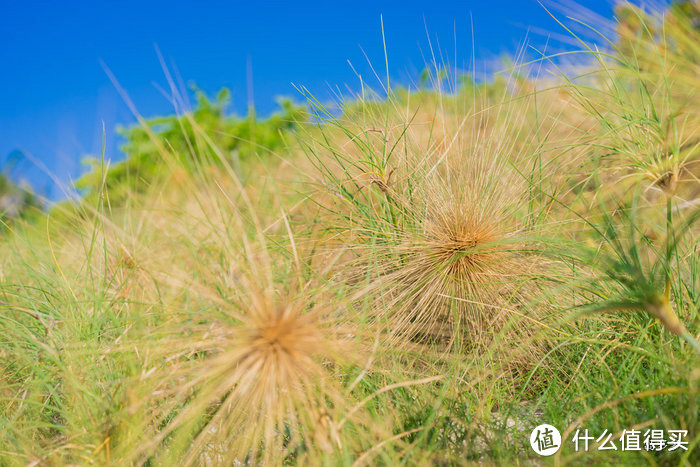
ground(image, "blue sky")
xmin=0 ymin=0 xmax=617 ymax=199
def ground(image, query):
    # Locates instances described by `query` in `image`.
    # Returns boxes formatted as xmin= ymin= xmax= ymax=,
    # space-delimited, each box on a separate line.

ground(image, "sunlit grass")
xmin=1 ymin=2 xmax=698 ymax=465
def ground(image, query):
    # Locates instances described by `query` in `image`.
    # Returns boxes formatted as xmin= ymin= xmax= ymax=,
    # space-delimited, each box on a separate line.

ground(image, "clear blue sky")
xmin=1 ymin=0 xmax=618 ymax=199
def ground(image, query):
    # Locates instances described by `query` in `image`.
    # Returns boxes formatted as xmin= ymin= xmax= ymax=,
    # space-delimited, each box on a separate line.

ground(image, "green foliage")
xmin=76 ymin=87 xmax=304 ymax=204
xmin=0 ymin=173 xmax=40 ymax=230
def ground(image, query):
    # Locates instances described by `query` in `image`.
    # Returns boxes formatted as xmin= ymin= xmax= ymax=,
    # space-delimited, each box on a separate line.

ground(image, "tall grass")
xmin=1 ymin=2 xmax=698 ymax=465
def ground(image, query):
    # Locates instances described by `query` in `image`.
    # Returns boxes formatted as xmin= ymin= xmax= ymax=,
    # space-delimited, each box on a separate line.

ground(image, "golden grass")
xmin=1 ymin=3 xmax=698 ymax=465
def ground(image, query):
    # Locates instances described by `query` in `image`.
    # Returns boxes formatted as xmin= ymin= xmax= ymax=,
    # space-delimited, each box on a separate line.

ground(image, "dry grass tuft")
xmin=124 ymin=196 xmax=371 ymax=464
xmin=299 ymin=92 xmax=559 ymax=361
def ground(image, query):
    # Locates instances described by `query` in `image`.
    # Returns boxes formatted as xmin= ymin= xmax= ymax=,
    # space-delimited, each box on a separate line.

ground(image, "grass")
xmin=1 ymin=2 xmax=699 ymax=465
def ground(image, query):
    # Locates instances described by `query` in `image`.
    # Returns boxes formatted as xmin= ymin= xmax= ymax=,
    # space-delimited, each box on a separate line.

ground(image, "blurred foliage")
xmin=615 ymin=0 xmax=699 ymax=60
xmin=0 ymin=172 xmax=40 ymax=230
xmin=76 ymin=87 xmax=305 ymax=204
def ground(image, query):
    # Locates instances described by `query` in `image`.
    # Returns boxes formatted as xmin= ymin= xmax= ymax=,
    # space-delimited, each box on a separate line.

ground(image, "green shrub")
xmin=76 ymin=87 xmax=304 ymax=204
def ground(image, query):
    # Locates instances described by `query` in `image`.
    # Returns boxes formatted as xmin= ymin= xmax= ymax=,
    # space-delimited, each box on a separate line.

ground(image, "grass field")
xmin=1 ymin=2 xmax=699 ymax=465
